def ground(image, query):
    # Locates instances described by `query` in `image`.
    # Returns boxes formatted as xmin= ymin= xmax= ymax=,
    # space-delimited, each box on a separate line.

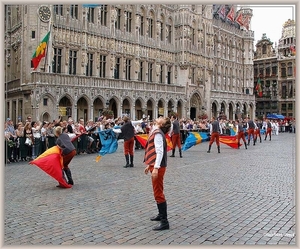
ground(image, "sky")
xmin=248 ymin=5 xmax=296 ymax=45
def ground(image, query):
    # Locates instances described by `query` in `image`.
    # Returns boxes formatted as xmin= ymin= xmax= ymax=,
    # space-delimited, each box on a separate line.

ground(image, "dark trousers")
xmin=62 ymin=150 xmax=76 ymax=169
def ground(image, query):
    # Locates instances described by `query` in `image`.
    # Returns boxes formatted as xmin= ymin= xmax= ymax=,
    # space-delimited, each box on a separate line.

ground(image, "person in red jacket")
xmin=144 ymin=116 xmax=171 ymax=231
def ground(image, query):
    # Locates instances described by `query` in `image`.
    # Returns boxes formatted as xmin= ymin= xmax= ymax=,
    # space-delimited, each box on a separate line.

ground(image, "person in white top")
xmin=274 ymin=120 xmax=279 ymax=135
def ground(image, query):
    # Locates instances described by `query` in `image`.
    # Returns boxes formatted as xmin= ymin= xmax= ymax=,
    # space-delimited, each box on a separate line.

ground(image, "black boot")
xmin=123 ymin=155 xmax=130 ymax=168
xmin=129 ymin=155 xmax=134 ymax=167
xmin=237 ymin=142 xmax=240 ymax=149
xmin=217 ymin=146 xmax=220 ymax=153
xmin=64 ymin=168 xmax=74 ymax=185
xmin=153 ymin=202 xmax=169 ymax=231
xmin=207 ymin=145 xmax=211 ymax=153
xmin=150 ymin=203 xmax=161 ymax=221
xmin=170 ymin=149 xmax=175 ymax=157
xmin=179 ymin=148 xmax=182 ymax=158
xmin=244 ymin=142 xmax=247 ymax=149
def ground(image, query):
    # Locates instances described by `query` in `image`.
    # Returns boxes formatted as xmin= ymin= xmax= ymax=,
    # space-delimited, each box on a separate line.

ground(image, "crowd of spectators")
xmin=4 ymin=114 xmax=295 ymax=164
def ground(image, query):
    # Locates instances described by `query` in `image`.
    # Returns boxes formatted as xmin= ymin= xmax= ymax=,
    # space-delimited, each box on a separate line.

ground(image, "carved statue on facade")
xmin=156 ymin=64 xmax=160 ymax=76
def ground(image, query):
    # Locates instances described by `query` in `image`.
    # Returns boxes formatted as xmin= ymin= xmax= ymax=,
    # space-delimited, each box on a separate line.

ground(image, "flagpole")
xmin=43 ymin=15 xmax=52 ymax=72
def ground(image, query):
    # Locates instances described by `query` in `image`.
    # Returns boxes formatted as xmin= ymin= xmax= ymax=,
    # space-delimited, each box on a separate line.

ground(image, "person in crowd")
xmin=40 ymin=121 xmax=48 ymax=154
xmin=235 ymin=119 xmax=247 ymax=149
xmin=144 ymin=116 xmax=172 ymax=231
xmin=274 ymin=120 xmax=279 ymax=136
xmin=5 ymin=118 xmax=16 ymax=163
xmin=55 ymin=126 xmax=76 ymax=187
xmin=85 ymin=119 xmax=96 ymax=154
xmin=67 ymin=118 xmax=74 ymax=133
xmin=121 ymin=116 xmax=135 ymax=168
xmin=46 ymin=122 xmax=56 ymax=149
xmin=31 ymin=121 xmax=41 ymax=159
xmin=14 ymin=122 xmax=24 ymax=162
xmin=264 ymin=118 xmax=272 ymax=141
xmin=207 ymin=116 xmax=222 ymax=153
xmin=77 ymin=118 xmax=87 ymax=154
xmin=169 ymin=115 xmax=182 ymax=158
xmin=24 ymin=121 xmax=33 ymax=161
xmin=134 ymin=123 xmax=144 ymax=150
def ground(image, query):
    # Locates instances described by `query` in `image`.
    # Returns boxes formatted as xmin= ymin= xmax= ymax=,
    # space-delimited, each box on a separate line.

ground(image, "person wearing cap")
xmin=120 ymin=116 xmax=135 ymax=168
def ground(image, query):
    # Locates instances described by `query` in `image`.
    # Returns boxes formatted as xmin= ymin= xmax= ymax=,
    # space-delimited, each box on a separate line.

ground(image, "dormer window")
xmin=262 ymin=44 xmax=267 ymax=54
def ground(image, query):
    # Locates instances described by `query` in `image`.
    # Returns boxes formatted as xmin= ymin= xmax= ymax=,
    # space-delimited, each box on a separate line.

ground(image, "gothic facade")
xmin=5 ymin=4 xmax=255 ymax=123
xmin=253 ymin=19 xmax=296 ymax=118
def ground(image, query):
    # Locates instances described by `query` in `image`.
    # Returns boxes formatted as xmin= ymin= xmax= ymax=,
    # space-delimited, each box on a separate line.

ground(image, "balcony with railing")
xmin=29 ymin=72 xmax=185 ymax=94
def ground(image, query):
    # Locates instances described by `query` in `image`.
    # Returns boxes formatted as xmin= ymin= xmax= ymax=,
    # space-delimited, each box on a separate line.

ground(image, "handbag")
xmin=25 ymin=137 xmax=32 ymax=146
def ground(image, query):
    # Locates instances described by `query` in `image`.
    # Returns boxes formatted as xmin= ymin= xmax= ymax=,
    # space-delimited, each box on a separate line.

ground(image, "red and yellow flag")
xmin=29 ymin=145 xmax=72 ymax=188
xmin=219 ymin=135 xmax=241 ymax=149
xmin=31 ymin=31 xmax=50 ymax=70
xmin=135 ymin=134 xmax=173 ymax=151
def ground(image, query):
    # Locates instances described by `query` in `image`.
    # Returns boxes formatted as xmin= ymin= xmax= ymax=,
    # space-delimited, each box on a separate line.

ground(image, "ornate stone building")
xmin=253 ymin=19 xmax=296 ymax=119
xmin=5 ymin=4 xmax=255 ymax=123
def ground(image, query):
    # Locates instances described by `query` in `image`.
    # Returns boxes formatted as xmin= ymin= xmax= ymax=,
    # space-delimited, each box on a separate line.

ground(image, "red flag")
xmin=290 ymin=45 xmax=296 ymax=55
xmin=243 ymin=15 xmax=250 ymax=30
xmin=235 ymin=12 xmax=244 ymax=26
xmin=135 ymin=134 xmax=173 ymax=151
xmin=256 ymin=78 xmax=263 ymax=97
xmin=31 ymin=31 xmax=50 ymax=70
xmin=218 ymin=5 xmax=226 ymax=19
xmin=226 ymin=6 xmax=235 ymax=22
xmin=219 ymin=135 xmax=241 ymax=149
xmin=29 ymin=146 xmax=72 ymax=188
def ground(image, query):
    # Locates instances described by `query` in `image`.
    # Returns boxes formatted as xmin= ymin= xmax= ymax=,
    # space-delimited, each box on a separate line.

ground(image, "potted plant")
xmin=102 ymin=109 xmax=114 ymax=119
xmin=168 ymin=111 xmax=178 ymax=118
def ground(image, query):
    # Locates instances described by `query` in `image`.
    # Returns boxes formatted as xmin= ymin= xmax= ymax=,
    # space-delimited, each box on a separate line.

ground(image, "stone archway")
xmin=122 ymin=98 xmax=131 ymax=117
xmin=77 ymin=97 xmax=88 ymax=121
xmin=135 ymin=99 xmax=143 ymax=120
xmin=93 ymin=97 xmax=105 ymax=122
xmin=190 ymin=93 xmax=201 ymax=120
xmin=59 ymin=96 xmax=72 ymax=121
xmin=41 ymin=112 xmax=50 ymax=122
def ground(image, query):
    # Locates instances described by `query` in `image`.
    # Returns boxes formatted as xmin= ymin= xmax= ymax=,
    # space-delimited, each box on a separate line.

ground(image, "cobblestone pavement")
xmin=4 ymin=132 xmax=296 ymax=246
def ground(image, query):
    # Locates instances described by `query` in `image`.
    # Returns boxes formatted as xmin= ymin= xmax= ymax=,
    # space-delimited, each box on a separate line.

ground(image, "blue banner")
xmin=82 ymin=4 xmax=102 ymax=8
xmin=98 ymin=129 xmax=118 ymax=156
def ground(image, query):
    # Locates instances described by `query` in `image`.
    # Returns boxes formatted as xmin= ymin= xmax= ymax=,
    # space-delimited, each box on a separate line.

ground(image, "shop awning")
xmin=266 ymin=114 xmax=285 ymax=119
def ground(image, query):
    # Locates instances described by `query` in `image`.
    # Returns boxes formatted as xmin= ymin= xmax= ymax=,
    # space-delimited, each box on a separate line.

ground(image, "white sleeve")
xmin=154 ymin=133 xmax=164 ymax=169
